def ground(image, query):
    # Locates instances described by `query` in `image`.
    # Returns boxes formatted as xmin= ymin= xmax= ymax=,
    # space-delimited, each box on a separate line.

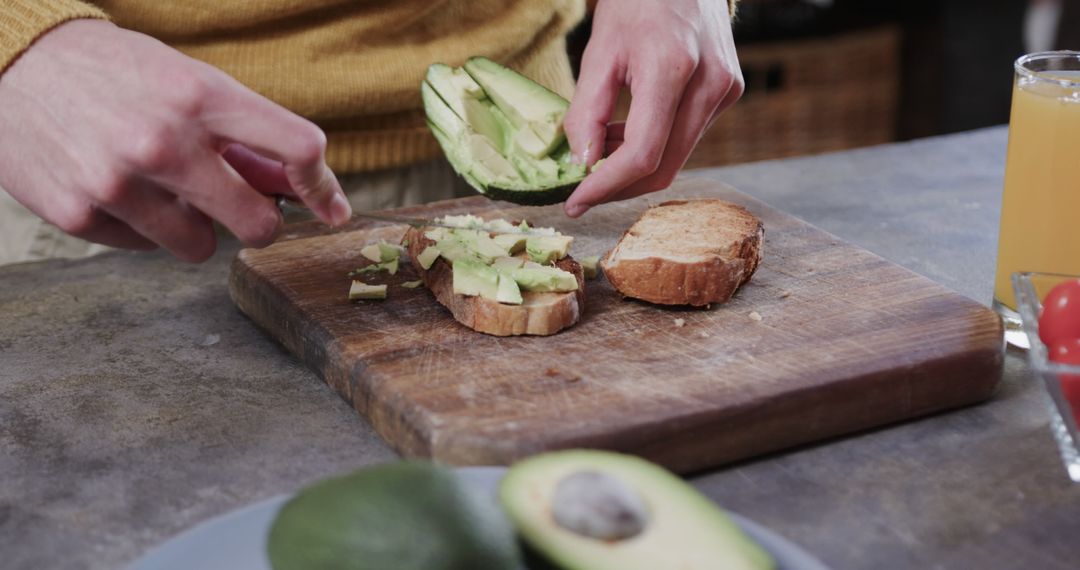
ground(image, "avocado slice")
xmin=268 ymin=462 xmax=523 ymax=570
xmin=496 ymin=273 xmax=524 ymax=305
xmin=462 ymin=57 xmax=568 ymax=158
xmin=452 ymin=257 xmax=527 ymax=305
xmin=492 ymin=233 xmax=527 ymax=254
xmin=348 ymin=281 xmax=387 ymax=300
xmin=526 ymin=235 xmax=574 ymax=265
xmin=361 ymin=240 xmax=402 ymax=263
xmin=453 ymin=258 xmax=501 ymax=301
xmin=505 ymin=265 xmax=578 ymax=293
xmin=416 ymin=245 xmax=441 ymax=270
xmin=422 ymin=57 xmax=590 ymax=205
xmin=440 ymin=229 xmax=511 ymax=262
xmin=500 ymin=450 xmax=776 ymax=570
xmin=348 ymin=258 xmax=398 ymax=276
xmin=580 ymin=255 xmax=601 ymax=279
xmin=491 ymin=256 xmax=526 ymax=271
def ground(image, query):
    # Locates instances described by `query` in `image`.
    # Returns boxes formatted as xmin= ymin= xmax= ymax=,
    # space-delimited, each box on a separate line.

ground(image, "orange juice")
xmin=993 ymin=66 xmax=1080 ymax=310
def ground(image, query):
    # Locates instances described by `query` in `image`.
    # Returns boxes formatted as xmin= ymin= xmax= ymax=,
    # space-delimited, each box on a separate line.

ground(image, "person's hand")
xmin=0 ymin=19 xmax=352 ymax=262
xmin=562 ymin=0 xmax=743 ymax=218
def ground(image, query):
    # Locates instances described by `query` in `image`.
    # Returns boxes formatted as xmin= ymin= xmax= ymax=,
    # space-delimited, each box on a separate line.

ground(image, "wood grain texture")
xmin=229 ymin=178 xmax=1004 ymax=473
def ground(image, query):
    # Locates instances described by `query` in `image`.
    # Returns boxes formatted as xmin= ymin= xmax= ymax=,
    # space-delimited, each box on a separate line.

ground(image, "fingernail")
xmin=571 ymin=140 xmax=594 ymax=165
xmin=330 ymin=192 xmax=352 ymax=226
xmin=566 ymin=203 xmax=589 ymax=218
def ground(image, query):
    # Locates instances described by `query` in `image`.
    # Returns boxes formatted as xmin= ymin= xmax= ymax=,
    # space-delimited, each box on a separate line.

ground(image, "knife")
xmin=275 ymin=196 xmax=546 ymax=236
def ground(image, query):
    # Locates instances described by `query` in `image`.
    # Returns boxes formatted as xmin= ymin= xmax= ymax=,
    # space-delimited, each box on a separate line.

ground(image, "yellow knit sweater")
xmin=0 ymin=0 xmax=586 ymax=173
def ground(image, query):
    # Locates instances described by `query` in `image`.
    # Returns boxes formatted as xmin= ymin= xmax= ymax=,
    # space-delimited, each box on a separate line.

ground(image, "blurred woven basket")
xmin=612 ymin=25 xmax=902 ymax=168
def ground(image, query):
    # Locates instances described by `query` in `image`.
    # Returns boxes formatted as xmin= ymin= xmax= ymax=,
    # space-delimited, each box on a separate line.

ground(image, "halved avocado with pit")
xmin=422 ymin=57 xmax=588 ymax=206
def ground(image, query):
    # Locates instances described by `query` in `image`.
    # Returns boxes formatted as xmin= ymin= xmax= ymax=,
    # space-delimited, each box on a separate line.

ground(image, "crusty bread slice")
xmin=601 ymin=199 xmax=763 ymax=307
xmin=404 ymin=226 xmax=585 ymax=336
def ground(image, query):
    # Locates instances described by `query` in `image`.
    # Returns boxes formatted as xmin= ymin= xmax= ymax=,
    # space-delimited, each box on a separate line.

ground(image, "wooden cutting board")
xmin=229 ymin=178 xmax=1003 ymax=474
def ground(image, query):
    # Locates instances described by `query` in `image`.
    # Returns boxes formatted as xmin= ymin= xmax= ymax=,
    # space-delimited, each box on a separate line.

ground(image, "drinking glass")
xmin=993 ymin=51 xmax=1080 ymax=348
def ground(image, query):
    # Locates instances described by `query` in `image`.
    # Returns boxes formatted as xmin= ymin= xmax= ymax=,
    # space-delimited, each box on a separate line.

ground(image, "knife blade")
xmin=275 ymin=196 xmax=547 ymax=236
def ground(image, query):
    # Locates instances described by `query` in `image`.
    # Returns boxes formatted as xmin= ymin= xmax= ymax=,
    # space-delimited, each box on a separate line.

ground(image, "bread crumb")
xmin=778 ymin=290 xmax=791 ymax=299
xmin=674 ymin=318 xmax=686 ymax=328
xmin=545 ymin=368 xmax=559 ymax=377
xmin=699 ymin=331 xmax=711 ymax=338
xmin=748 ymin=311 xmax=763 ymax=322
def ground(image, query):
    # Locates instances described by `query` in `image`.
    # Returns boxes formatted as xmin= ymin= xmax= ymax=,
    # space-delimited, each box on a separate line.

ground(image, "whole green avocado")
xmin=267 ymin=461 xmax=523 ymax=570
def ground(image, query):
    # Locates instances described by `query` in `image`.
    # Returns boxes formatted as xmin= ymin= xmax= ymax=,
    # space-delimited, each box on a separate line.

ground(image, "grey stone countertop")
xmin=3 ymin=126 xmax=1077 ymax=569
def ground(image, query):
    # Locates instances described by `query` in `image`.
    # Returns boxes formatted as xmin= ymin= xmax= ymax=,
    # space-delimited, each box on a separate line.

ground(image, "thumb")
xmin=563 ymin=46 xmax=621 ymax=167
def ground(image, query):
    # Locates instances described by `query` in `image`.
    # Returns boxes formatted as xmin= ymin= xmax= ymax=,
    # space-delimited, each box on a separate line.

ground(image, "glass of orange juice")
xmin=994 ymin=51 xmax=1080 ymax=348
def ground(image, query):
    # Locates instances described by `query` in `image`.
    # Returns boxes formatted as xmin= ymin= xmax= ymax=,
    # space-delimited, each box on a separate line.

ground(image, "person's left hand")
xmin=562 ymin=0 xmax=743 ymax=217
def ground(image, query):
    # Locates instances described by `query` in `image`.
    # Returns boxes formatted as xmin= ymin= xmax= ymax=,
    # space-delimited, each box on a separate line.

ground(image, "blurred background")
xmin=569 ymin=0 xmax=1075 ymax=168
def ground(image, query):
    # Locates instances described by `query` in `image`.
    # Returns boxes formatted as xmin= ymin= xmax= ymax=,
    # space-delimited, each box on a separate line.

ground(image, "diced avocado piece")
xmin=416 ymin=245 xmax=441 ymax=270
xmin=526 ymin=235 xmax=574 ymax=265
xmin=452 ymin=258 xmax=502 ymax=302
xmin=499 ymin=450 xmax=775 ymax=570
xmin=361 ymin=241 xmax=402 ymax=263
xmin=424 ymin=227 xmax=451 ymax=242
xmin=348 ymin=258 xmax=398 ymax=276
xmin=451 ymin=258 xmax=523 ymax=305
xmin=505 ymin=265 xmax=578 ymax=293
xmin=401 ymin=280 xmax=424 ymax=289
xmin=268 ymin=462 xmax=523 ymax=570
xmin=360 ymin=243 xmax=381 ymax=263
xmin=433 ymin=238 xmax=475 ymax=263
xmin=491 ymin=256 xmax=526 ymax=271
xmin=444 ymin=229 xmax=509 ymax=262
xmin=492 ymin=233 xmax=527 ymax=254
xmin=437 ymin=214 xmax=487 ymax=229
xmin=483 ymin=219 xmax=518 ymax=233
xmin=496 ymin=274 xmax=523 ymax=305
xmin=348 ymin=281 xmax=387 ymax=300
xmin=383 ymin=258 xmax=399 ymax=275
xmin=463 ymin=57 xmax=568 ymax=159
xmin=581 ymin=255 xmax=600 ymax=279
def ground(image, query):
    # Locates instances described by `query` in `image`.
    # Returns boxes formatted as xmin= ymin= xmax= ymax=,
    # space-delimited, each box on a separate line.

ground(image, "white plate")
xmin=131 ymin=466 xmax=829 ymax=570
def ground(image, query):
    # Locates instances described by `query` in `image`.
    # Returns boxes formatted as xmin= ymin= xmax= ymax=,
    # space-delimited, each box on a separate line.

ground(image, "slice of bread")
xmin=601 ymin=199 xmax=763 ymax=307
xmin=404 ymin=226 xmax=585 ymax=336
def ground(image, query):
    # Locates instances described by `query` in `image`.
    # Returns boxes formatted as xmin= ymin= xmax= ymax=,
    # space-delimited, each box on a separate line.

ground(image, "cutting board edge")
xmin=418 ymin=337 xmax=1004 ymax=473
xmin=228 ymin=253 xmax=440 ymax=458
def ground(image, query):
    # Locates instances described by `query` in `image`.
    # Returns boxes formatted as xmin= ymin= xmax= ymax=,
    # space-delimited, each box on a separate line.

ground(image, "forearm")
xmin=0 ymin=0 xmax=107 ymax=75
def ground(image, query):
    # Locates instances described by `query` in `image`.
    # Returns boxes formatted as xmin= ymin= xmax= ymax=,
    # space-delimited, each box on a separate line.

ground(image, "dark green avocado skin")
xmin=267 ymin=462 xmax=523 ymax=570
xmin=481 ymin=181 xmax=580 ymax=206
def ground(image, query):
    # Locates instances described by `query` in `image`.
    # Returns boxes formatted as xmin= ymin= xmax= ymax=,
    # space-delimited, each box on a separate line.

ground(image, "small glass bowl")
xmin=1012 ymin=271 xmax=1080 ymax=482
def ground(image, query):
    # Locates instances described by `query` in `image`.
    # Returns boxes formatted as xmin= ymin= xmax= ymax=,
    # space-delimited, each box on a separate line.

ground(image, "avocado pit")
xmin=551 ymin=470 xmax=650 ymax=541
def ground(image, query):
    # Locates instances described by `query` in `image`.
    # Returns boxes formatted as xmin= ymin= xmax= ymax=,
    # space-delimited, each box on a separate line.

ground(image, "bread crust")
xmin=601 ymin=199 xmax=763 ymax=307
xmin=404 ymin=226 xmax=585 ymax=336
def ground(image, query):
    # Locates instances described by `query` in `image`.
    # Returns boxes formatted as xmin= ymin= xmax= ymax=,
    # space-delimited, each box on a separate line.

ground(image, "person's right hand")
xmin=0 ymin=19 xmax=352 ymax=262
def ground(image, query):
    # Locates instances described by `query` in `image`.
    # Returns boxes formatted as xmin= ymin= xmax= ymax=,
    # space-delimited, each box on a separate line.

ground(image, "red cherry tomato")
xmin=1038 ymin=279 xmax=1080 ymax=347
xmin=1048 ymin=338 xmax=1080 ymax=425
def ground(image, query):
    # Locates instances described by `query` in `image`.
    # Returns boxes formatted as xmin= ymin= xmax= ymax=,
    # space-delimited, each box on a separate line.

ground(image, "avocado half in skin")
xmin=499 ymin=450 xmax=777 ymax=570
xmin=422 ymin=57 xmax=588 ymax=206
xmin=267 ymin=462 xmax=523 ymax=570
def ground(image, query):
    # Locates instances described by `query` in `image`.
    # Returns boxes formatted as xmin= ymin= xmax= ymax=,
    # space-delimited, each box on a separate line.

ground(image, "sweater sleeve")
xmin=0 ymin=0 xmax=108 ymax=75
